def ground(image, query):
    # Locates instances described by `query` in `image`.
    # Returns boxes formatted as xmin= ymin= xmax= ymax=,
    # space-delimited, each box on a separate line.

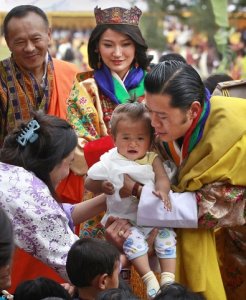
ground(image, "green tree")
xmin=129 ymin=0 xmax=167 ymax=50
xmin=210 ymin=0 xmax=232 ymax=72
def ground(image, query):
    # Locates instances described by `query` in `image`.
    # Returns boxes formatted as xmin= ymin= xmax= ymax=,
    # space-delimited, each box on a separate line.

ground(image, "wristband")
xmin=132 ymin=182 xmax=142 ymax=198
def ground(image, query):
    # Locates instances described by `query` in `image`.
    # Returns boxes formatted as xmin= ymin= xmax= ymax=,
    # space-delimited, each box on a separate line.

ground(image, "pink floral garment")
xmin=0 ymin=162 xmax=78 ymax=280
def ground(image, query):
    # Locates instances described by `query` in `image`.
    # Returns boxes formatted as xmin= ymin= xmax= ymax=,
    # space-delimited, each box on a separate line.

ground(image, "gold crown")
xmin=94 ymin=6 xmax=142 ymax=26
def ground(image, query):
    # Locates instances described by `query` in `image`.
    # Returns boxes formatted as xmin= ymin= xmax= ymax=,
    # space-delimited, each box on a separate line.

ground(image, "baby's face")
xmin=114 ymin=118 xmax=151 ymax=161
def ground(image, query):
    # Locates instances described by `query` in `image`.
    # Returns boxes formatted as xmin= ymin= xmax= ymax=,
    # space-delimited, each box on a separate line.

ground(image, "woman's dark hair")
xmin=154 ymin=282 xmax=205 ymax=300
xmin=144 ymin=61 xmax=206 ymax=110
xmin=0 ymin=207 xmax=14 ymax=267
xmin=3 ymin=5 xmax=49 ymax=38
xmin=66 ymin=238 xmax=120 ymax=288
xmin=88 ymin=24 xmax=149 ymax=70
xmin=0 ymin=111 xmax=77 ymax=201
xmin=14 ymin=277 xmax=72 ymax=300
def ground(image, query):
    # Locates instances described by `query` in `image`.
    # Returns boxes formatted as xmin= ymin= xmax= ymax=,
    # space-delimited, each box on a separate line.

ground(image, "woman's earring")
xmin=97 ymin=53 xmax=102 ymax=69
xmin=135 ymin=60 xmax=139 ymax=68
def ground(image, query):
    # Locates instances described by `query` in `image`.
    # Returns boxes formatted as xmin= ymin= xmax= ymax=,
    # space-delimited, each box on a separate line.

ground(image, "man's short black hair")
xmin=3 ymin=5 xmax=49 ymax=38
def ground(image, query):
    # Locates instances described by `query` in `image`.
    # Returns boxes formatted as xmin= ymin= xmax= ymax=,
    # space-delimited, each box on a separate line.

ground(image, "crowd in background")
xmin=161 ymin=16 xmax=246 ymax=79
xmin=0 ymin=16 xmax=245 ymax=79
xmin=49 ymin=27 xmax=92 ymax=71
xmin=47 ymin=20 xmax=246 ymax=79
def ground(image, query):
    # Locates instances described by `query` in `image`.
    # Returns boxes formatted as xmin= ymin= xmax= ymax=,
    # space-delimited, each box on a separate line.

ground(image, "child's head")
xmin=96 ymin=288 xmax=140 ymax=300
xmin=13 ymin=277 xmax=72 ymax=300
xmin=66 ymin=238 xmax=120 ymax=291
xmin=110 ymin=102 xmax=154 ymax=161
xmin=153 ymin=282 xmax=206 ymax=300
xmin=203 ymin=73 xmax=233 ymax=94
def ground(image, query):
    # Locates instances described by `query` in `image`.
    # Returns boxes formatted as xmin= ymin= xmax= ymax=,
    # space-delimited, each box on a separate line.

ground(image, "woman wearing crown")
xmin=67 ymin=6 xmax=149 ymax=239
xmin=66 ymin=6 xmax=152 ymax=297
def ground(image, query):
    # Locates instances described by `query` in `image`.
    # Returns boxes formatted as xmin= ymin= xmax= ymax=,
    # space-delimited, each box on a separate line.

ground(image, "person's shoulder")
xmin=0 ymin=56 xmax=12 ymax=74
xmin=0 ymin=161 xmax=31 ymax=177
xmin=147 ymin=151 xmax=158 ymax=160
xmin=212 ymin=79 xmax=246 ymax=99
xmin=216 ymin=78 xmax=246 ymax=88
xmin=0 ymin=56 xmax=11 ymax=64
xmin=52 ymin=57 xmax=80 ymax=73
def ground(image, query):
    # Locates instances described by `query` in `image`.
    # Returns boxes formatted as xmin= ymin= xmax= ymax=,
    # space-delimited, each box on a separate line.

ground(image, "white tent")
xmin=0 ymin=0 xmax=147 ymax=12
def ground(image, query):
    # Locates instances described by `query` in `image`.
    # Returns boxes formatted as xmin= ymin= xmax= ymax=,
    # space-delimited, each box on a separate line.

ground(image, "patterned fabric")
xmin=197 ymin=183 xmax=246 ymax=229
xmin=68 ymin=70 xmax=145 ymax=141
xmin=68 ymin=72 xmax=116 ymax=141
xmin=0 ymin=162 xmax=79 ymax=280
xmin=0 ymin=55 xmax=54 ymax=145
xmin=94 ymin=64 xmax=145 ymax=104
xmin=215 ymin=226 xmax=246 ymax=300
xmin=67 ymin=70 xmax=145 ymax=238
xmin=123 ymin=227 xmax=176 ymax=260
xmin=94 ymin=6 xmax=142 ymax=26
xmin=0 ymin=55 xmax=79 ymax=146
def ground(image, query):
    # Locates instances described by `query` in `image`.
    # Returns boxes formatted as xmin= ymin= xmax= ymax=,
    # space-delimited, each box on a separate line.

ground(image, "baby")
xmin=85 ymin=102 xmax=176 ymax=299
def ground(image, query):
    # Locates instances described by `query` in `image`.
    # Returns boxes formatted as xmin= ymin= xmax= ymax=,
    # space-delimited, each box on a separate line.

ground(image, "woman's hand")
xmin=119 ymin=174 xmax=135 ymax=198
xmin=104 ymin=216 xmax=131 ymax=251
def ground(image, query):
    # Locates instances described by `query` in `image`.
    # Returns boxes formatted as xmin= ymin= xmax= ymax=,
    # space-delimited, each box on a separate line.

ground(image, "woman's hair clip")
xmin=16 ymin=119 xmax=40 ymax=146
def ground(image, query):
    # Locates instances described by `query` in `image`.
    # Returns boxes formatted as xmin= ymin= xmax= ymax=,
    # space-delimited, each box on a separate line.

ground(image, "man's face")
xmin=5 ymin=12 xmax=51 ymax=73
xmin=145 ymin=92 xmax=195 ymax=142
xmin=98 ymin=28 xmax=135 ymax=79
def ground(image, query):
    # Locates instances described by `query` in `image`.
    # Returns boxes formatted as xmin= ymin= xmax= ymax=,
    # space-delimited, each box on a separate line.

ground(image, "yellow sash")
xmin=176 ymin=96 xmax=246 ymax=192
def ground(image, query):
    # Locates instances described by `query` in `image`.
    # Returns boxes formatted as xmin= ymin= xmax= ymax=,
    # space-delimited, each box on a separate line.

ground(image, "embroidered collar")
xmin=163 ymin=88 xmax=211 ymax=165
xmin=94 ymin=64 xmax=145 ymax=104
xmin=182 ymin=88 xmax=211 ymax=160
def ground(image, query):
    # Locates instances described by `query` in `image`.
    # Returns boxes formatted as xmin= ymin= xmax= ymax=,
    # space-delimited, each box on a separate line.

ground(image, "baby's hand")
xmin=153 ymin=190 xmax=172 ymax=211
xmin=102 ymin=181 xmax=115 ymax=195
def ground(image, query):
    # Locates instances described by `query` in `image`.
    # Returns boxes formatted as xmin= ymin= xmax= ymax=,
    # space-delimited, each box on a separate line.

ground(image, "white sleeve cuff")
xmin=137 ymin=185 xmax=198 ymax=228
